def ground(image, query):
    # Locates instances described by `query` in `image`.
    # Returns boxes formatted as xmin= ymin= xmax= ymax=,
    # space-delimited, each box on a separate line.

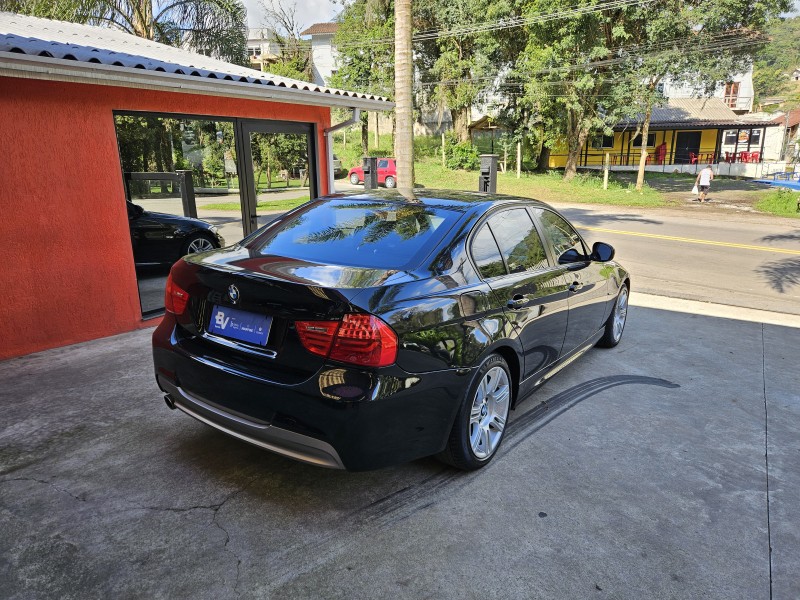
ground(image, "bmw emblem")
xmin=228 ymin=284 xmax=240 ymax=304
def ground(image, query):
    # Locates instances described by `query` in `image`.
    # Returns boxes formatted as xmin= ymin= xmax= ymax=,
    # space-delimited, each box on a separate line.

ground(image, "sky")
xmin=241 ymin=0 xmax=340 ymax=29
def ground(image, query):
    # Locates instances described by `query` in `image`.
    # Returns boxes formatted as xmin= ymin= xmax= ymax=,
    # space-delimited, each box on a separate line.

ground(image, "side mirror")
xmin=591 ymin=241 xmax=615 ymax=262
xmin=558 ymin=248 xmax=585 ymax=264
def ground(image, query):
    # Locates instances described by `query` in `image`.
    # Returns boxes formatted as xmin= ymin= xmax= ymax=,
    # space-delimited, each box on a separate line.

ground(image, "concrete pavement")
xmin=1 ymin=294 xmax=798 ymax=599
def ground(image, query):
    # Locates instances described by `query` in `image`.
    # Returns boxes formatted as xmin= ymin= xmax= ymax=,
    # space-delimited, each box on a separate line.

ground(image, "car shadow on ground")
xmin=169 ymin=375 xmax=680 ymax=516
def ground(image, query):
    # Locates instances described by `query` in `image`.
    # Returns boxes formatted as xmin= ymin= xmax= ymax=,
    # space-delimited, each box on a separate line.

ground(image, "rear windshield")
xmin=246 ymin=199 xmax=460 ymax=270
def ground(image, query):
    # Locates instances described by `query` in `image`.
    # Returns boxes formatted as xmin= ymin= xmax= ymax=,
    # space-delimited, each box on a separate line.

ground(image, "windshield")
xmin=246 ymin=199 xmax=460 ymax=270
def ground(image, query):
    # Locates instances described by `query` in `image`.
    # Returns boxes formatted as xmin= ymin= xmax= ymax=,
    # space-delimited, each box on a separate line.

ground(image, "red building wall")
xmin=0 ymin=76 xmax=332 ymax=360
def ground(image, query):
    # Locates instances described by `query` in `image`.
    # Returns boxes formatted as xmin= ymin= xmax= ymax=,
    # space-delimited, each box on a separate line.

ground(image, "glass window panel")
xmin=471 ymin=224 xmax=507 ymax=279
xmin=248 ymin=131 xmax=311 ymax=229
xmin=114 ymin=114 xmax=244 ymax=316
xmin=632 ymin=133 xmax=656 ymax=148
xmin=487 ymin=209 xmax=549 ymax=273
xmin=535 ymin=209 xmax=587 ymax=260
xmin=248 ymin=199 xmax=458 ymax=270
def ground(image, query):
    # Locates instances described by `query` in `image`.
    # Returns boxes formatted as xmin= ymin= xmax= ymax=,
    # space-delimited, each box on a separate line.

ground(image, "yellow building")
xmin=548 ymin=98 xmax=778 ymax=169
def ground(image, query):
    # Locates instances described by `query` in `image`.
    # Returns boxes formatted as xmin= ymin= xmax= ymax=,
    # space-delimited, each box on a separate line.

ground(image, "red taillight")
xmin=296 ymin=314 xmax=398 ymax=368
xmin=164 ymin=274 xmax=190 ymax=315
xmin=295 ymin=320 xmax=340 ymax=357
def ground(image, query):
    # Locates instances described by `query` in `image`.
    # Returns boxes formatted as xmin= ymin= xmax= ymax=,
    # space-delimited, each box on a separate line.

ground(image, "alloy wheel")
xmin=469 ymin=366 xmax=510 ymax=460
xmin=186 ymin=237 xmax=215 ymax=254
xmin=613 ymin=286 xmax=629 ymax=342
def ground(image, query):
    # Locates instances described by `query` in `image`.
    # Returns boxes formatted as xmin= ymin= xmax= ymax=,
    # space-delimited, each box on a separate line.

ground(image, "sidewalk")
xmin=1 ymin=295 xmax=798 ymax=598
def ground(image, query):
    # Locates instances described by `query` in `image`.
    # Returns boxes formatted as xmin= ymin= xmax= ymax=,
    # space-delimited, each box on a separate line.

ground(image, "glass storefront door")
xmin=114 ymin=113 xmax=318 ymax=316
xmin=238 ymin=120 xmax=317 ymax=235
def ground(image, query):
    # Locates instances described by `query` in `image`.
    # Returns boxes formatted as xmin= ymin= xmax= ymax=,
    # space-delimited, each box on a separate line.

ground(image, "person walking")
xmin=695 ymin=165 xmax=714 ymax=202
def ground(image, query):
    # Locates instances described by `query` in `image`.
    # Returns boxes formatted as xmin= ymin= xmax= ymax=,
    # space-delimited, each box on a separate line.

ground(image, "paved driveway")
xmin=1 ymin=295 xmax=798 ymax=599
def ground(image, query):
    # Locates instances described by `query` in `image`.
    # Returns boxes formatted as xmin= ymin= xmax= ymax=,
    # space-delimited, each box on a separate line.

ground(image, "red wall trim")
xmin=0 ymin=76 xmax=332 ymax=360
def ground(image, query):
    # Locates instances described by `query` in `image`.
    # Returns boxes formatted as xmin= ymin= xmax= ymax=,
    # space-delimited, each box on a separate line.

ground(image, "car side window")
xmin=487 ymin=209 xmax=550 ymax=274
xmin=534 ymin=209 xmax=587 ymax=260
xmin=378 ymin=160 xmax=389 ymax=168
xmin=471 ymin=224 xmax=506 ymax=279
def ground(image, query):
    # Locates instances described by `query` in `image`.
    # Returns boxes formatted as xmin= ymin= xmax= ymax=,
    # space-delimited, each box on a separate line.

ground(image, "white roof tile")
xmin=0 ymin=11 xmax=391 ymax=108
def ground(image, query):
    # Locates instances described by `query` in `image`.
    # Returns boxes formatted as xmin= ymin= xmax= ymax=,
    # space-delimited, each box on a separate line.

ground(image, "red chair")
xmin=740 ymin=151 xmax=750 ymax=163
xmin=689 ymin=152 xmax=698 ymax=164
xmin=749 ymin=152 xmax=760 ymax=163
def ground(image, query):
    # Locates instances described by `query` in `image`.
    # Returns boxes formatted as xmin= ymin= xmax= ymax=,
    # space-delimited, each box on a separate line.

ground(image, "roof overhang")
xmin=0 ymin=51 xmax=393 ymax=111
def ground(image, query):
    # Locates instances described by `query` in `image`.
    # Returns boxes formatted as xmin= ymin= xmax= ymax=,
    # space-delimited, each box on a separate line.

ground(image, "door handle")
xmin=507 ymin=294 xmax=529 ymax=309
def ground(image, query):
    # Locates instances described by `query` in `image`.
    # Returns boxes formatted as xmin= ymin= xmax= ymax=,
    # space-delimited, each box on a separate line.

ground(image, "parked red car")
xmin=348 ymin=158 xmax=397 ymax=188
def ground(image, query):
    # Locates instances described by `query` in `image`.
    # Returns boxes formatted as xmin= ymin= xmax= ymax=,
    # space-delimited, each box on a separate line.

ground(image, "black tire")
xmin=349 ymin=173 xmax=360 ymax=185
xmin=384 ymin=176 xmax=396 ymax=188
xmin=182 ymin=233 xmax=218 ymax=257
xmin=597 ymin=283 xmax=629 ymax=348
xmin=438 ymin=353 xmax=512 ymax=471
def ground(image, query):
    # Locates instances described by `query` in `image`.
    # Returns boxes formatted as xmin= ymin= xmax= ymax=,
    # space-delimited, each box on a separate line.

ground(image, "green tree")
xmin=424 ymin=0 xmax=514 ymax=142
xmin=753 ymin=16 xmax=800 ymax=104
xmin=258 ymin=0 xmax=312 ymax=80
xmin=616 ymin=0 xmax=791 ymax=191
xmin=3 ymin=0 xmax=249 ymax=65
xmin=330 ymin=0 xmax=395 ymax=155
xmin=251 ymin=133 xmax=308 ymax=190
xmin=520 ymin=0 xmax=628 ymax=181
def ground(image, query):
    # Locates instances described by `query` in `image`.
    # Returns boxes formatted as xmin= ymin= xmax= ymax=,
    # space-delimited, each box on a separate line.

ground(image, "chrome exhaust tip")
xmin=164 ymin=395 xmax=176 ymax=410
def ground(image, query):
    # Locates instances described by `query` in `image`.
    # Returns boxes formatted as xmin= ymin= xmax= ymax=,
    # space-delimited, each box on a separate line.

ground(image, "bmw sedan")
xmin=128 ymin=200 xmax=225 ymax=267
xmin=153 ymin=191 xmax=629 ymax=471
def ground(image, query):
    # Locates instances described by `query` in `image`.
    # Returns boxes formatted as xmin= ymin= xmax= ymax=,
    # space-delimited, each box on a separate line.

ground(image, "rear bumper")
xmin=153 ymin=320 xmax=471 ymax=471
xmin=159 ymin=377 xmax=345 ymax=468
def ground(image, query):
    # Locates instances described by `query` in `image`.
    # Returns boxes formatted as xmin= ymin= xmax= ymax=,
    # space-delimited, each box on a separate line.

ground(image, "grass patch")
xmin=755 ymin=188 xmax=800 ymax=218
xmin=414 ymin=159 xmax=665 ymax=206
xmin=204 ymin=195 xmax=310 ymax=212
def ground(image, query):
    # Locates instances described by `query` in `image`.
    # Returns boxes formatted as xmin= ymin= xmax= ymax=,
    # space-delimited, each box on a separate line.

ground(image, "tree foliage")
xmin=753 ymin=16 xmax=800 ymax=103
xmin=2 ymin=0 xmax=249 ymax=65
xmin=258 ymin=0 xmax=312 ymax=81
xmin=330 ymin=0 xmax=395 ymax=154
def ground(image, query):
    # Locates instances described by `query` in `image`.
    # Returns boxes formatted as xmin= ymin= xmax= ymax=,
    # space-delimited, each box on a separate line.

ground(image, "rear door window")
xmin=471 ymin=224 xmax=506 ymax=279
xmin=246 ymin=199 xmax=459 ymax=270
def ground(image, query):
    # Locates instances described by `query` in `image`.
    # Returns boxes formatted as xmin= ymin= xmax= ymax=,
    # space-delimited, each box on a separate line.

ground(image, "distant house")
xmin=246 ymin=28 xmax=281 ymax=72
xmin=658 ymin=68 xmax=754 ymax=114
xmin=792 ymin=68 xmax=800 ymax=82
xmin=300 ymin=23 xmax=339 ymax=86
xmin=548 ymin=98 xmax=789 ymax=174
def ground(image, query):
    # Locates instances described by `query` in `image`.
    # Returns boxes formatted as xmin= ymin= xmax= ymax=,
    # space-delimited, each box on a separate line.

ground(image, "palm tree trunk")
xmin=394 ymin=0 xmax=414 ymax=191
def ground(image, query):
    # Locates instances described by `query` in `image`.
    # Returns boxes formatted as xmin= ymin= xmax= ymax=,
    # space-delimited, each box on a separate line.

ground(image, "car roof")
xmin=324 ymin=189 xmax=553 ymax=214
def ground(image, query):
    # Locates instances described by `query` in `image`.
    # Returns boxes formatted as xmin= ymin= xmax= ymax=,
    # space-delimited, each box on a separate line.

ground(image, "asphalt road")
xmin=559 ymin=203 xmax=800 ymax=316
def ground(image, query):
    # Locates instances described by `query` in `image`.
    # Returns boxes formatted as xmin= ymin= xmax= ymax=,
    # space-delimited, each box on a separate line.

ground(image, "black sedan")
xmin=153 ymin=191 xmax=629 ymax=471
xmin=128 ymin=200 xmax=225 ymax=267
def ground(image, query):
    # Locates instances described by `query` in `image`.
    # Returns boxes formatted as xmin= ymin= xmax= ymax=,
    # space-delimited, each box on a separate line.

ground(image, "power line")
xmin=333 ymin=0 xmax=651 ymax=49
